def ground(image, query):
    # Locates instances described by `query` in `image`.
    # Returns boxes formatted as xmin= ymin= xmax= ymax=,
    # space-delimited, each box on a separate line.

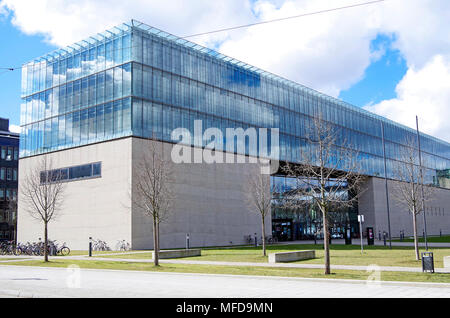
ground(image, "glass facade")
xmin=20 ymin=20 xmax=450 ymax=188
xmin=270 ymin=175 xmax=358 ymax=241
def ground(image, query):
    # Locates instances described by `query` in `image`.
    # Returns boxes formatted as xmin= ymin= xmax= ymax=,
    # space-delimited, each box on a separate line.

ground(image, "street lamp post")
xmin=358 ymin=214 xmax=364 ymax=254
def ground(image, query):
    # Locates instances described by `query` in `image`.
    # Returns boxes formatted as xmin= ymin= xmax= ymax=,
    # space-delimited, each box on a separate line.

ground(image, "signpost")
xmin=358 ymin=215 xmax=364 ymax=254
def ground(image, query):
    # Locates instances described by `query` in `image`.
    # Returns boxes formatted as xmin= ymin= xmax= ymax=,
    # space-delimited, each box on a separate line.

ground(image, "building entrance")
xmin=272 ymin=219 xmax=293 ymax=241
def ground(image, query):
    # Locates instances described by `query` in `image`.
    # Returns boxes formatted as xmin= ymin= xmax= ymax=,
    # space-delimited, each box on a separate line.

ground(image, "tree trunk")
xmin=153 ymin=215 xmax=159 ymax=266
xmin=156 ymin=221 xmax=160 ymax=256
xmin=261 ymin=215 xmax=266 ymax=257
xmin=44 ymin=221 xmax=48 ymax=262
xmin=412 ymin=210 xmax=420 ymax=261
xmin=322 ymin=211 xmax=330 ymax=275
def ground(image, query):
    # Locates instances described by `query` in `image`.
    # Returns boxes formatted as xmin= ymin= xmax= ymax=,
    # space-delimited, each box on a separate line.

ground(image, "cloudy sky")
xmin=1 ymin=0 xmax=449 ymax=142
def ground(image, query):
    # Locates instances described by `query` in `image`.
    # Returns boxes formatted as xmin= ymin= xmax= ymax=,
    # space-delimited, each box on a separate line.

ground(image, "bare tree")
xmin=283 ymin=114 xmax=365 ymax=275
xmin=20 ymin=156 xmax=65 ymax=262
xmin=133 ymin=142 xmax=175 ymax=266
xmin=391 ymin=137 xmax=435 ymax=260
xmin=245 ymin=171 xmax=271 ymax=256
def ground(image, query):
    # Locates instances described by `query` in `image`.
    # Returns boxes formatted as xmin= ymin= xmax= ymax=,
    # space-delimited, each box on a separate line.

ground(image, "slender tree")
xmin=20 ymin=156 xmax=65 ymax=262
xmin=283 ymin=114 xmax=365 ymax=275
xmin=133 ymin=142 xmax=175 ymax=266
xmin=391 ymin=137 xmax=434 ymax=260
xmin=245 ymin=171 xmax=272 ymax=256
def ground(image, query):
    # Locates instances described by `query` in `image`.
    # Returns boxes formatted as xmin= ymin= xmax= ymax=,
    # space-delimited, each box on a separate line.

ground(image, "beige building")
xmin=17 ymin=138 xmax=271 ymax=250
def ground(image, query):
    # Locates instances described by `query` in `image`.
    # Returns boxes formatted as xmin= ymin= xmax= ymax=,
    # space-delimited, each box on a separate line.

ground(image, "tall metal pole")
xmin=416 ymin=116 xmax=428 ymax=251
xmin=381 ymin=121 xmax=392 ymax=249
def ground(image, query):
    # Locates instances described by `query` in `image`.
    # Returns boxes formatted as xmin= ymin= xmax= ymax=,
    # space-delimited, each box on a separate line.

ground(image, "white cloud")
xmin=364 ymin=55 xmax=450 ymax=142
xmin=2 ymin=0 xmax=450 ymax=141
xmin=0 ymin=0 xmax=255 ymax=47
xmin=9 ymin=124 xmax=21 ymax=133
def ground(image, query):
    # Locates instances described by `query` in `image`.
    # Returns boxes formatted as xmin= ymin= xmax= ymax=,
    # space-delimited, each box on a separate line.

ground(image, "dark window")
xmin=69 ymin=164 xmax=92 ymax=180
xmin=6 ymin=147 xmax=12 ymax=161
xmin=6 ymin=168 xmax=12 ymax=181
xmin=0 ymin=168 xmax=4 ymax=180
xmin=41 ymin=162 xmax=101 ymax=184
xmin=92 ymin=162 xmax=101 ymax=176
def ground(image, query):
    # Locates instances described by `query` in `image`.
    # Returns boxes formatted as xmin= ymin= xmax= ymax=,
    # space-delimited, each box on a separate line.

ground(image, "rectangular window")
xmin=6 ymin=168 xmax=12 ymax=181
xmin=92 ymin=162 xmax=101 ymax=176
xmin=13 ymin=169 xmax=17 ymax=181
xmin=14 ymin=147 xmax=19 ymax=160
xmin=6 ymin=147 xmax=13 ymax=160
xmin=0 ymin=147 xmax=5 ymax=159
xmin=69 ymin=164 xmax=92 ymax=179
xmin=0 ymin=188 xmax=4 ymax=200
xmin=0 ymin=168 xmax=4 ymax=180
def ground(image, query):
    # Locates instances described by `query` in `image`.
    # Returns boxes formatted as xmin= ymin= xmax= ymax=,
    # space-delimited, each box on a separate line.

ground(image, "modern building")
xmin=17 ymin=20 xmax=450 ymax=249
xmin=0 ymin=118 xmax=19 ymax=241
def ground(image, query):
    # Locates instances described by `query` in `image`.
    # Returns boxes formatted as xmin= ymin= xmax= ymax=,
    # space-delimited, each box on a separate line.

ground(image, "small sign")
xmin=358 ymin=215 xmax=364 ymax=223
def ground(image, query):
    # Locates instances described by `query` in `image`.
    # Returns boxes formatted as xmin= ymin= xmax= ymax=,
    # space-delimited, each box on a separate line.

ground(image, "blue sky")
xmin=0 ymin=15 xmax=56 ymax=128
xmin=339 ymin=34 xmax=407 ymax=107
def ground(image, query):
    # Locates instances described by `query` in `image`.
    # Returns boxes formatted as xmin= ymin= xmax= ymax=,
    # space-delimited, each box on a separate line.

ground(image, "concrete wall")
xmin=17 ymin=138 xmax=133 ymax=250
xmin=17 ymin=137 xmax=271 ymax=250
xmin=131 ymin=138 xmax=272 ymax=250
xmin=359 ymin=177 xmax=450 ymax=238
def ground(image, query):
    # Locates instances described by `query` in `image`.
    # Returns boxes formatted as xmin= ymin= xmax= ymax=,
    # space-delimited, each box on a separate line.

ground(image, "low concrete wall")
xmin=268 ymin=250 xmax=315 ymax=263
xmin=152 ymin=249 xmax=201 ymax=259
xmin=444 ymin=256 xmax=450 ymax=269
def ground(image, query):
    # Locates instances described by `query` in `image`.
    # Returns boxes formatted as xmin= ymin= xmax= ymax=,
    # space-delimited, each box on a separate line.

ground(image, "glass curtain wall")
xmin=129 ymin=25 xmax=450 ymax=187
xmin=20 ymin=25 xmax=132 ymax=157
xmin=270 ymin=175 xmax=359 ymax=241
xmin=20 ymin=21 xmax=450 ymax=189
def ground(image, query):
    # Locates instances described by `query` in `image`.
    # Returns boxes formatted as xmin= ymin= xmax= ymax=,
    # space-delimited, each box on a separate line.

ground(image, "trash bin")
xmin=367 ymin=227 xmax=374 ymax=246
xmin=422 ymin=252 xmax=434 ymax=273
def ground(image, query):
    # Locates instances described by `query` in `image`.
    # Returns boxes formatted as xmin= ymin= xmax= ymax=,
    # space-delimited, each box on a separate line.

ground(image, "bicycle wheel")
xmin=14 ymin=247 xmax=22 ymax=256
xmin=60 ymin=247 xmax=70 ymax=256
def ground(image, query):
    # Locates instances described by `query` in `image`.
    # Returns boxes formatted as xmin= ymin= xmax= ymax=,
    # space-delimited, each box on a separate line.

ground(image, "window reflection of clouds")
xmin=19 ymin=22 xmax=450 ymax=188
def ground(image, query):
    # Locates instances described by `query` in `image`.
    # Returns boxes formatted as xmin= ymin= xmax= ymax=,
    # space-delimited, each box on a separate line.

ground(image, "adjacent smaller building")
xmin=0 ymin=118 xmax=19 ymax=241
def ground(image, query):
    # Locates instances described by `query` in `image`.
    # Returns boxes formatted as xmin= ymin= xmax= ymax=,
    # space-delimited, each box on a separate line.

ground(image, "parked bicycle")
xmin=8 ymin=240 xmax=70 ymax=256
xmin=92 ymin=239 xmax=111 ymax=251
xmin=115 ymin=240 xmax=130 ymax=251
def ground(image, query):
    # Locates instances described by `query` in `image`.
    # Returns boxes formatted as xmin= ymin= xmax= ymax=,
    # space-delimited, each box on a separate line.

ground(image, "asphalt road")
xmin=0 ymin=265 xmax=449 ymax=298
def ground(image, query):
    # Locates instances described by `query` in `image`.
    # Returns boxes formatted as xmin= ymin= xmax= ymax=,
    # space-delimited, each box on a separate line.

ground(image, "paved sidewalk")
xmin=1 ymin=265 xmax=449 ymax=298
xmin=77 ymin=257 xmax=450 ymax=273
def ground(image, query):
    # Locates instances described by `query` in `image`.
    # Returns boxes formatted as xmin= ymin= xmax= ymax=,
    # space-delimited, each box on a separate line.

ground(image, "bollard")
xmin=186 ymin=233 xmax=190 ymax=250
xmin=383 ymin=232 xmax=386 ymax=246
xmin=254 ymin=233 xmax=258 ymax=247
xmin=89 ymin=237 xmax=92 ymax=257
xmin=440 ymin=229 xmax=442 ymax=237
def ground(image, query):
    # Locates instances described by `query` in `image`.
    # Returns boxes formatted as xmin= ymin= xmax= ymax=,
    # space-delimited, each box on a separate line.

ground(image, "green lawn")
xmin=392 ymin=235 xmax=450 ymax=243
xmin=1 ymin=259 xmax=449 ymax=284
xmin=96 ymin=244 xmax=450 ymax=268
